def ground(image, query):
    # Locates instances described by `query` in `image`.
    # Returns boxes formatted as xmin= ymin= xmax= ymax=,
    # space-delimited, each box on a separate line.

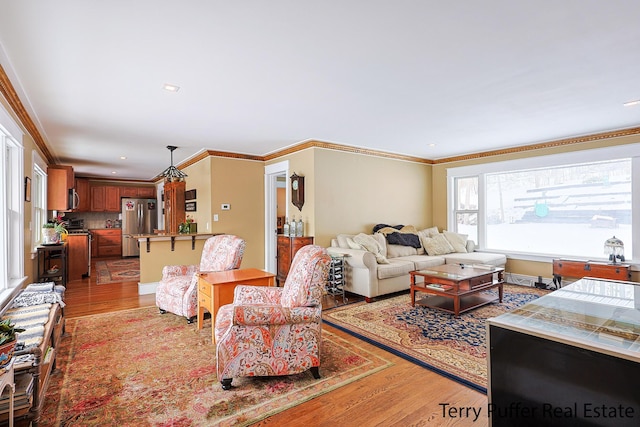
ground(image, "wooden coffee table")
xmin=410 ymin=264 xmax=504 ymax=317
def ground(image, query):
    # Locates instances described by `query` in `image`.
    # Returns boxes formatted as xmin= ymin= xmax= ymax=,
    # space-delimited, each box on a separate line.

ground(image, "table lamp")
xmin=604 ymin=236 xmax=625 ymax=264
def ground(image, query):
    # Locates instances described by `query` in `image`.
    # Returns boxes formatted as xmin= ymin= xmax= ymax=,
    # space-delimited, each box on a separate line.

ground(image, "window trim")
xmin=447 ymin=143 xmax=640 ymax=263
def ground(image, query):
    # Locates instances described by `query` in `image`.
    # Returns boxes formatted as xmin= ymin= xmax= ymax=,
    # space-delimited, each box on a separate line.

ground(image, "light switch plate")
xmin=221 ymin=204 xmax=230 ymax=210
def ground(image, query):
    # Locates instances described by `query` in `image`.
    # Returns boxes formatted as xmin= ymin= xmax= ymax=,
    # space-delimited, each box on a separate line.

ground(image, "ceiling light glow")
xmin=163 ymin=83 xmax=180 ymax=92
xmin=120 ymin=156 xmax=127 ymax=160
xmin=111 ymin=171 xmax=117 ymax=174
xmin=623 ymin=100 xmax=640 ymax=107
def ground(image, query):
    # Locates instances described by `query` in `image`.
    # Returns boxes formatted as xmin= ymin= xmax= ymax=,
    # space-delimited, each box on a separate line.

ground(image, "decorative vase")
xmin=42 ymin=228 xmax=59 ymax=244
xmin=0 ymin=340 xmax=16 ymax=368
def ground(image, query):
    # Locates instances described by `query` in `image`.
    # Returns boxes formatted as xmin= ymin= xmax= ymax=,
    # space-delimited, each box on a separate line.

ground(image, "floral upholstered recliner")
xmin=155 ymin=234 xmax=245 ymax=323
xmin=215 ymin=244 xmax=331 ymax=390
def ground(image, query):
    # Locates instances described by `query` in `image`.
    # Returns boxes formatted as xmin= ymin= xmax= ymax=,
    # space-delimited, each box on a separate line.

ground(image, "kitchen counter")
xmin=134 ymin=232 xmax=219 ymax=252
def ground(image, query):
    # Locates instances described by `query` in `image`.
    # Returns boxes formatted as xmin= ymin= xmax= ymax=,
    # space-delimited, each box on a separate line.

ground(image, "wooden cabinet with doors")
xmin=120 ymin=186 xmax=156 ymax=199
xmin=47 ymin=165 xmax=74 ymax=211
xmin=75 ymin=178 xmax=90 ymax=211
xmin=163 ymin=181 xmax=185 ymax=234
xmin=92 ymin=229 xmax=122 ymax=258
xmin=276 ymin=235 xmax=314 ymax=285
xmin=90 ymin=185 xmax=120 ymax=212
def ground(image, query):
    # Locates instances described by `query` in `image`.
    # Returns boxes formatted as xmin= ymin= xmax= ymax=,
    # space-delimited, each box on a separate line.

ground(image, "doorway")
xmin=264 ymin=161 xmax=289 ymax=273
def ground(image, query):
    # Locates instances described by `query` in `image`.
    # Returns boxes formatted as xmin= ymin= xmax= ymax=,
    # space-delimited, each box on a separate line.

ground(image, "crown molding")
xmin=434 ymin=126 xmax=640 ymax=164
xmin=0 ymin=63 xmax=54 ymax=163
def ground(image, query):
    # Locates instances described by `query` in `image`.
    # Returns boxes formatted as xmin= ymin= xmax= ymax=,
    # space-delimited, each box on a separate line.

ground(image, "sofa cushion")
xmin=441 ymin=251 xmax=507 ymax=267
xmin=376 ymin=259 xmax=415 ymax=280
xmin=399 ymin=255 xmax=446 ymax=270
xmin=443 ymin=230 xmax=468 ymax=253
xmin=418 ymin=226 xmax=439 ymax=239
xmin=346 ymin=237 xmax=363 ymax=250
xmin=354 ymin=233 xmax=389 ymax=264
xmin=421 ymin=233 xmax=455 ymax=255
xmin=386 ymin=243 xmax=419 ymax=258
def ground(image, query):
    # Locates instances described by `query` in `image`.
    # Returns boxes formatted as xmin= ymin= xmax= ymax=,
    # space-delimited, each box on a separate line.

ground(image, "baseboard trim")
xmin=505 ymin=272 xmax=578 ymax=288
xmin=138 ymin=281 xmax=159 ymax=295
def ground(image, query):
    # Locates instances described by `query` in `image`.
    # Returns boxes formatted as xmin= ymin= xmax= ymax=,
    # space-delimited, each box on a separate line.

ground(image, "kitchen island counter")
xmin=137 ymin=233 xmax=223 ymax=295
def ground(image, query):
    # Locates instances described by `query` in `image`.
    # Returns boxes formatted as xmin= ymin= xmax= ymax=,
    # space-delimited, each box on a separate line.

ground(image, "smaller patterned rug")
xmin=323 ymin=284 xmax=547 ymax=393
xmin=94 ymin=259 xmax=140 ymax=284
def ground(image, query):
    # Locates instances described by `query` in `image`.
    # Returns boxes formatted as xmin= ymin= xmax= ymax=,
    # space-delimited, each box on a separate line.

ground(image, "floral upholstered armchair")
xmin=155 ymin=234 xmax=245 ymax=323
xmin=215 ymin=244 xmax=331 ymax=390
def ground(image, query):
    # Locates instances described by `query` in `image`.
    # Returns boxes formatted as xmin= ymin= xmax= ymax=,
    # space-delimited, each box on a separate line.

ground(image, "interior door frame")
xmin=264 ymin=160 xmax=289 ymax=273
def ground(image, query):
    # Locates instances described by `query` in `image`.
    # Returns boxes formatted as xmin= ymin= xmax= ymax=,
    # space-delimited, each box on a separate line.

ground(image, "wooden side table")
xmin=0 ymin=358 xmax=15 ymax=427
xmin=197 ymin=268 xmax=276 ymax=343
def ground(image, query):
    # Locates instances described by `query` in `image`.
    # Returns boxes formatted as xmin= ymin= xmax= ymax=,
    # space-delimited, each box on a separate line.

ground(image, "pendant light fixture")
xmin=160 ymin=145 xmax=188 ymax=182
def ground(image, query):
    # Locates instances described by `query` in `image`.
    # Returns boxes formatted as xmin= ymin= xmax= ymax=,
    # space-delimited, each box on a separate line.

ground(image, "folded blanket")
xmin=11 ymin=291 xmax=65 ymax=308
xmin=386 ymin=232 xmax=421 ymax=248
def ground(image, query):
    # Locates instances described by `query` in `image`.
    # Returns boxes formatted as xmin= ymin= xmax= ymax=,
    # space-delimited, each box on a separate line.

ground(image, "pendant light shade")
xmin=160 ymin=145 xmax=187 ymax=182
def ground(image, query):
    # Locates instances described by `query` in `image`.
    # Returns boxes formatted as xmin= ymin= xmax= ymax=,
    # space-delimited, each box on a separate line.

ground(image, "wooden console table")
xmin=197 ymin=268 xmax=275 ymax=343
xmin=552 ymin=258 xmax=631 ymax=288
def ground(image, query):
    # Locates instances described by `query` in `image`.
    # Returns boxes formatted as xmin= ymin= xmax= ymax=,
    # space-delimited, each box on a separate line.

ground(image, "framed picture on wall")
xmin=24 ymin=176 xmax=31 ymax=202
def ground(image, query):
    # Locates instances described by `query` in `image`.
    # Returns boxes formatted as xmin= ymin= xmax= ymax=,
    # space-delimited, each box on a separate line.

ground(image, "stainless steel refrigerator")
xmin=121 ymin=198 xmax=158 ymax=257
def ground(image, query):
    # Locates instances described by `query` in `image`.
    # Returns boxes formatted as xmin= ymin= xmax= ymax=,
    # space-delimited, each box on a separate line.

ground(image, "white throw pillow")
xmin=443 ymin=230 xmax=468 ymax=253
xmin=353 ymin=233 xmax=389 ymax=264
xmin=418 ymin=226 xmax=439 ymax=239
xmin=346 ymin=237 xmax=364 ymax=250
xmin=421 ymin=233 xmax=455 ymax=255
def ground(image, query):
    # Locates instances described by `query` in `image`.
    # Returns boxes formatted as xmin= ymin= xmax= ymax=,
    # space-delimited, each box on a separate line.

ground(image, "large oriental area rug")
xmin=323 ymin=284 xmax=546 ymax=393
xmin=94 ymin=259 xmax=140 ymax=284
xmin=40 ymin=307 xmax=392 ymax=426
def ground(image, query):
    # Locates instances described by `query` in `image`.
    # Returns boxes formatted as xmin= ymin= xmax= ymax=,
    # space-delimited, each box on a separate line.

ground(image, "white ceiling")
xmin=1 ymin=1 xmax=640 ymax=180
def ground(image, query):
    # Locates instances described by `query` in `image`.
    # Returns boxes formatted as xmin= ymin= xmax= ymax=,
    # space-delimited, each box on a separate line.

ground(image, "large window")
xmin=448 ymin=144 xmax=639 ymax=262
xmin=32 ymin=152 xmax=47 ymax=248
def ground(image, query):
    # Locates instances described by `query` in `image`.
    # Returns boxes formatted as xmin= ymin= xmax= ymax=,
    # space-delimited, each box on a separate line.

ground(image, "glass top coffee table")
xmin=410 ymin=264 xmax=505 ymax=317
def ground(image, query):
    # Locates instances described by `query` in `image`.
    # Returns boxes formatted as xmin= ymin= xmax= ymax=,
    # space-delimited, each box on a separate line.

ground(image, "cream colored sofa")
xmin=327 ymin=229 xmax=507 ymax=302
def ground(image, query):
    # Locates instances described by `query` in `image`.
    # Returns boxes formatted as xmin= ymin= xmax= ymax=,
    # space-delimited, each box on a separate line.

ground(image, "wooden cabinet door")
xmin=75 ymin=178 xmax=90 ymax=211
xmin=67 ymin=234 xmax=89 ymax=281
xmin=105 ymin=186 xmax=120 ymax=212
xmin=276 ymin=236 xmax=314 ymax=284
xmin=137 ymin=186 xmax=156 ymax=198
xmin=90 ymin=186 xmax=106 ymax=211
xmin=47 ymin=166 xmax=73 ymax=211
xmin=120 ymin=187 xmax=138 ymax=197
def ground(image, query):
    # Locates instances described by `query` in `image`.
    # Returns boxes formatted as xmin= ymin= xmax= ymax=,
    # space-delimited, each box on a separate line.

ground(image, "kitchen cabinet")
xmin=120 ymin=186 xmax=156 ymax=198
xmin=137 ymin=186 xmax=156 ymax=198
xmin=66 ymin=233 xmax=90 ymax=281
xmin=276 ymin=235 xmax=314 ymax=285
xmin=47 ymin=166 xmax=74 ymax=211
xmin=92 ymin=229 xmax=122 ymax=258
xmin=75 ymin=178 xmax=90 ymax=212
xmin=90 ymin=185 xmax=120 ymax=212
xmin=163 ymin=181 xmax=185 ymax=234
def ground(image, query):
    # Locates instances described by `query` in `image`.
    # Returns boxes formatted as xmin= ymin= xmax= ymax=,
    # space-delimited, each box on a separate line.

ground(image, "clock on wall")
xmin=290 ymin=173 xmax=305 ymax=211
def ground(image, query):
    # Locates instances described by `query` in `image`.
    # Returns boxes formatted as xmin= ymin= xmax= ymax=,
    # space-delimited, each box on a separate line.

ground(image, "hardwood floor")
xmin=64 ymin=259 xmax=489 ymax=426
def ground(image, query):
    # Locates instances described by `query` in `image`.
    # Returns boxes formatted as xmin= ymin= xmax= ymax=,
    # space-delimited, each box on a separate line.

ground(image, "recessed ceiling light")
xmin=111 ymin=171 xmax=117 ymax=174
xmin=428 ymin=143 xmax=436 ymax=147
xmin=163 ymin=83 xmax=180 ymax=92
xmin=120 ymin=156 xmax=127 ymax=160
xmin=623 ymin=100 xmax=640 ymax=107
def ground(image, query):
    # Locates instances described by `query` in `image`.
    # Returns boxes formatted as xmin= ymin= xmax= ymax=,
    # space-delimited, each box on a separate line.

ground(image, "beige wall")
xmin=208 ymin=156 xmax=265 ymax=269
xmin=313 ymin=148 xmax=432 ymax=247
